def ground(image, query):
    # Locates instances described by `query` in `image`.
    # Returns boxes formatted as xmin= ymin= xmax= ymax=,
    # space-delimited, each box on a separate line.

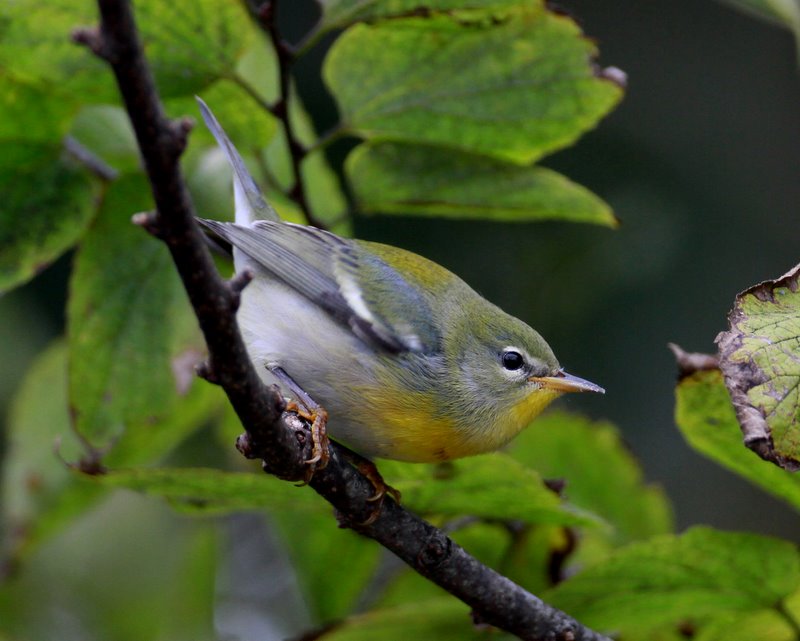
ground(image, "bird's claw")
xmin=285 ymin=399 xmax=330 ymax=486
xmin=351 ymin=455 xmax=401 ymax=525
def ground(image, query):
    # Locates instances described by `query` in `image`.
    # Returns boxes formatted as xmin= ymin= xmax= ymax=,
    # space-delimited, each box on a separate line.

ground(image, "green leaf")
xmin=0 ymin=144 xmax=98 ymax=294
xmin=93 ymin=467 xmax=322 ymax=514
xmin=347 ymin=142 xmax=617 ymax=226
xmin=379 ymin=454 xmax=603 ymax=527
xmin=675 ymin=368 xmax=800 ymax=512
xmin=546 ymin=527 xmax=800 ymax=636
xmin=317 ymin=0 xmax=527 ymax=32
xmin=716 ymin=0 xmax=800 ymax=31
xmin=67 ymin=175 xmax=188 ymax=447
xmin=695 ymin=609 xmax=798 ymax=641
xmin=446 ymin=520 xmax=566 ymax=598
xmin=273 ymin=509 xmax=381 ymax=623
xmin=105 ymin=381 xmax=225 ymax=468
xmin=318 ymin=598 xmax=480 ymax=641
xmin=0 ymin=0 xmax=254 ymax=107
xmin=0 ymin=75 xmax=73 ymax=143
xmin=136 ymin=0 xmax=255 ymax=98
xmin=716 ymin=263 xmax=800 ymax=470
xmin=69 ymin=105 xmax=140 ymax=176
xmin=508 ymin=412 xmax=674 ymax=545
xmin=0 ymin=0 xmax=117 ymax=105
xmin=1 ymin=341 xmax=105 ymax=561
xmin=168 ymin=79 xmax=279 ymax=154
xmin=324 ymin=6 xmax=623 ymax=165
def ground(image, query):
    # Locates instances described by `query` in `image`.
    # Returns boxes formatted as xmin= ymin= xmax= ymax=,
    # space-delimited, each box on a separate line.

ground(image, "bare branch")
xmin=77 ymin=0 xmax=306 ymax=481
xmin=75 ymin=2 xmax=611 ymax=639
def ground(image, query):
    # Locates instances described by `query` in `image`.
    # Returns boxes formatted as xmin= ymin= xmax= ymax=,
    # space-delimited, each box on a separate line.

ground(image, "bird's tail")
xmin=196 ymin=97 xmax=280 ymax=224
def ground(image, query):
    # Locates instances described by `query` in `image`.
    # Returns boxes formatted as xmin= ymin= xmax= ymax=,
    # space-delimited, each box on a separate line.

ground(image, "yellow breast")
xmin=353 ymin=385 xmax=563 ymax=463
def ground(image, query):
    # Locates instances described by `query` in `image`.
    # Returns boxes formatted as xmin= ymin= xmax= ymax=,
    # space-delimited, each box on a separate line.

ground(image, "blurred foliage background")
xmin=1 ymin=0 xmax=800 ymax=639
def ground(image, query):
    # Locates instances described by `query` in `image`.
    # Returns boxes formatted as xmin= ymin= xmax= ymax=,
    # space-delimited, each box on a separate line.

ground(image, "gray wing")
xmin=198 ymin=219 xmax=439 ymax=354
xmin=196 ymin=97 xmax=279 ymax=224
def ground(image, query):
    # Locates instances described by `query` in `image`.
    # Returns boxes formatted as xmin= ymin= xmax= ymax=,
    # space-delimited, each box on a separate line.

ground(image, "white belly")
xmin=236 ymin=269 xmax=389 ymax=456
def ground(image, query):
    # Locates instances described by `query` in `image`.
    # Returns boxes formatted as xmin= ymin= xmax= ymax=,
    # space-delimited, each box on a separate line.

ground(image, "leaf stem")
xmin=776 ymin=600 xmax=800 ymax=638
xmin=292 ymin=18 xmax=328 ymax=58
xmin=228 ymin=72 xmax=276 ymax=116
xmin=305 ymin=122 xmax=348 ymax=154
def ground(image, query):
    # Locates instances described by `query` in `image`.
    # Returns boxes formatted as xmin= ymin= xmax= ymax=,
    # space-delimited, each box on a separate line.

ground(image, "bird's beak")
xmin=528 ymin=370 xmax=605 ymax=394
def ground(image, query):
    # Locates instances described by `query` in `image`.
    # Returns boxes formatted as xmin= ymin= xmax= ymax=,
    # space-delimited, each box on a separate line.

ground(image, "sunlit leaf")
xmin=105 ymin=382 xmax=224 ymax=469
xmin=509 ymin=412 xmax=674 ymax=545
xmin=716 ymin=263 xmax=800 ymax=470
xmin=0 ymin=0 xmax=254 ymax=107
xmin=136 ymin=0 xmax=255 ymax=98
xmin=694 ymin=608 xmax=797 ymax=641
xmin=0 ymin=0 xmax=117 ymax=105
xmin=380 ymin=454 xmax=604 ymax=527
xmin=168 ymin=79 xmax=279 ymax=154
xmin=546 ymin=527 xmax=800 ymax=637
xmin=675 ymin=368 xmax=800 ymax=512
xmin=325 ymin=6 xmax=623 ymax=164
xmin=94 ymin=467 xmax=322 ymax=514
xmin=348 ymin=141 xmax=617 ymax=226
xmin=317 ymin=0 xmax=526 ymax=32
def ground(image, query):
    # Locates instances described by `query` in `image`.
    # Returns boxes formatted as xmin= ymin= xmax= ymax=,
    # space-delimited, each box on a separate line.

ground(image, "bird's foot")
xmin=337 ymin=444 xmax=401 ymax=525
xmin=267 ymin=365 xmax=330 ymax=483
xmin=285 ymin=399 xmax=330 ymax=483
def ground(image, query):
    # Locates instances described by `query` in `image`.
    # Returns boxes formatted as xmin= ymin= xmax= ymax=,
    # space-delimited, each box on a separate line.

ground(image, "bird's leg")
xmin=335 ymin=442 xmax=401 ymax=525
xmin=267 ymin=365 xmax=329 ymax=481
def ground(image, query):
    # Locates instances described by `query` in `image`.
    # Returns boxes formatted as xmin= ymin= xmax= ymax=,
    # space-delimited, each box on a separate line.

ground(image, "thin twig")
xmin=64 ymin=134 xmax=119 ymax=181
xmin=73 ymin=2 xmax=611 ymax=639
xmin=245 ymin=0 xmax=327 ymax=230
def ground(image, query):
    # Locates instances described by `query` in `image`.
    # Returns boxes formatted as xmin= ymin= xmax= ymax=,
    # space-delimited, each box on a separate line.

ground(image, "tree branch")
xmin=72 ymin=2 xmax=305 ymax=482
xmin=73 ymin=2 xmax=611 ymax=639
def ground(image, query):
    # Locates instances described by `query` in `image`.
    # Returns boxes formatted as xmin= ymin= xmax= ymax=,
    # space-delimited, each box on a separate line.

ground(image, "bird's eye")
xmin=501 ymin=350 xmax=525 ymax=371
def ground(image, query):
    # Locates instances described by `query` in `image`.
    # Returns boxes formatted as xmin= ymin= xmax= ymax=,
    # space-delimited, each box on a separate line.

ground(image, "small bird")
xmin=196 ymin=99 xmax=604 ymax=474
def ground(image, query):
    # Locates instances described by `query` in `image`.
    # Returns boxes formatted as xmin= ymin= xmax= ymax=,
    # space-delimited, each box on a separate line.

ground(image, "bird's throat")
xmin=507 ymin=389 xmax=563 ymax=435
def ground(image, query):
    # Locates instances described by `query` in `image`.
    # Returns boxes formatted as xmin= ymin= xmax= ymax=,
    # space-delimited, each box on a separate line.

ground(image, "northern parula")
xmin=197 ymin=99 xmax=604 ymax=467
